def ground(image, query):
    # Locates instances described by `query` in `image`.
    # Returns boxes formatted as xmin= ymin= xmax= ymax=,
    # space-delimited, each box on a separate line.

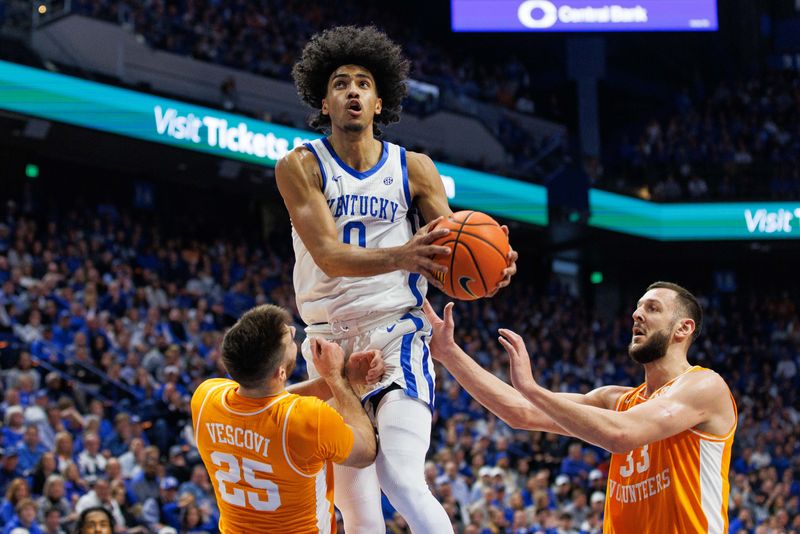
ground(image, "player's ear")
xmin=321 ymin=98 xmax=329 ymax=116
xmin=675 ymin=318 xmax=695 ymax=342
xmin=375 ymin=97 xmax=382 ymax=116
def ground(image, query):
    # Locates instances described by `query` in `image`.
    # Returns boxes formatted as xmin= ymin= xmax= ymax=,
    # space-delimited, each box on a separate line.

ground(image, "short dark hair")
xmin=647 ymin=281 xmax=703 ymax=342
xmin=292 ymin=25 xmax=410 ymax=135
xmin=74 ymin=506 xmax=114 ymax=533
xmin=220 ymin=305 xmax=292 ymax=388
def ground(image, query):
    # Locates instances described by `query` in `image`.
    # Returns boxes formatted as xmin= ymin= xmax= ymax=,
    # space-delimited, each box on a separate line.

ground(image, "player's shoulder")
xmin=278 ymin=144 xmax=317 ymax=171
xmin=404 ymin=151 xmax=441 ymax=195
xmin=286 ymin=394 xmax=345 ymax=427
xmin=275 ymin=145 xmax=322 ymax=191
xmin=405 ymin=150 xmax=436 ymax=174
xmin=191 ymin=378 xmax=235 ymax=405
xmin=675 ymin=366 xmax=730 ymax=396
xmin=286 ymin=392 xmax=326 ymax=416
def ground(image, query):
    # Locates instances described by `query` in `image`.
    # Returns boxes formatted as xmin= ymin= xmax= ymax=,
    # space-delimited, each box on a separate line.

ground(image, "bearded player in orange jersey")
xmin=424 ymin=281 xmax=736 ymax=533
xmin=191 ymin=304 xmax=383 ymax=533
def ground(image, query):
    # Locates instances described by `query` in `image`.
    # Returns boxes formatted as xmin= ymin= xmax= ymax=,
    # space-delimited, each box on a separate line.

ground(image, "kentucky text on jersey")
xmin=327 ymin=194 xmax=400 ymax=222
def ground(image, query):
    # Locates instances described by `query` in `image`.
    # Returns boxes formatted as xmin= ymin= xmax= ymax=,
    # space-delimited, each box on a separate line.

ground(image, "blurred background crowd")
xmin=1 ymin=0 xmax=799 ymax=532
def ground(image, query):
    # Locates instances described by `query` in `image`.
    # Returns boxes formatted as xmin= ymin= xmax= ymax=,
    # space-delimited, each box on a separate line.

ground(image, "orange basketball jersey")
xmin=604 ymin=366 xmax=737 ymax=533
xmin=191 ymin=378 xmax=354 ymax=534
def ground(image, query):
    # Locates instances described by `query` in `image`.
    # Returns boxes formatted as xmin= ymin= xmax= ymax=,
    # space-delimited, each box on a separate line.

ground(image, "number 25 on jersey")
xmin=211 ymin=451 xmax=281 ymax=511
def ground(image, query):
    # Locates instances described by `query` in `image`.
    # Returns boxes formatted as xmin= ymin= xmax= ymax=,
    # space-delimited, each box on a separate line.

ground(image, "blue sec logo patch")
xmin=383 ymin=176 xmax=394 ymax=185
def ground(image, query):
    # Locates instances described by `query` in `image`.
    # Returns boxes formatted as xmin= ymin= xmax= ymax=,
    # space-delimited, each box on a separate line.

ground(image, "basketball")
xmin=431 ymin=211 xmax=511 ymax=300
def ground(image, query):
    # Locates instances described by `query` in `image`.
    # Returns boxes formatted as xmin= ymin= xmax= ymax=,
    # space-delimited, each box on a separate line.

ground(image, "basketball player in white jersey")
xmin=276 ymin=26 xmax=517 ymax=533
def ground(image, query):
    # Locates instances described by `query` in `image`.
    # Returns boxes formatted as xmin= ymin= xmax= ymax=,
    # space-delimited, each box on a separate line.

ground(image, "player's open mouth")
xmin=347 ymin=100 xmax=362 ymax=117
xmin=632 ymin=326 xmax=645 ymax=339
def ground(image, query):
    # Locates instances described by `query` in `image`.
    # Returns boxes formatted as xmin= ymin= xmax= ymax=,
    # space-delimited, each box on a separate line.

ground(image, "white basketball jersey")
xmin=292 ymin=138 xmax=426 ymax=325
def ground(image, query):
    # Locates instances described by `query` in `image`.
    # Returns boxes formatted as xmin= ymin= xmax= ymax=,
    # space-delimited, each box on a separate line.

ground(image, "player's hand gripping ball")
xmin=430 ymin=211 xmax=511 ymax=300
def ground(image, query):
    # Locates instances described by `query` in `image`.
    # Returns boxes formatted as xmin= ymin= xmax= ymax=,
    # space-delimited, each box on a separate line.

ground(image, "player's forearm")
xmin=315 ymin=243 xmax=401 ymax=278
xmin=524 ymin=388 xmax=630 ymax=452
xmin=440 ymin=346 xmax=566 ymax=434
xmin=325 ymin=376 xmax=377 ymax=466
xmin=286 ymin=377 xmax=332 ymax=400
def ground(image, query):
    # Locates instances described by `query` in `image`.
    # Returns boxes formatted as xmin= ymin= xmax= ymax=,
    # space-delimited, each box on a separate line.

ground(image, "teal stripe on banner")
xmin=4 ymin=60 xmax=799 ymax=239
xmin=589 ymin=189 xmax=800 ymax=240
xmin=0 ymin=60 xmax=549 ymax=226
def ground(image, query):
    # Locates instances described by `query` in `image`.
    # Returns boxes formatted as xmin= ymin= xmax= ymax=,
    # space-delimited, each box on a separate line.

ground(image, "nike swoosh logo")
xmin=459 ymin=276 xmax=477 ymax=298
xmin=387 ymin=325 xmax=396 ymax=332
xmin=332 ymin=175 xmax=342 ymax=182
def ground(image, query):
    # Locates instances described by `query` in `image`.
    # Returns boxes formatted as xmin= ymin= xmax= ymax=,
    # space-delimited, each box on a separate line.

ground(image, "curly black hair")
xmin=292 ymin=26 xmax=410 ymax=135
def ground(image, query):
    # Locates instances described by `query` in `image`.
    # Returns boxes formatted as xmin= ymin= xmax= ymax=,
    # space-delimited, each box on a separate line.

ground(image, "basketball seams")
xmin=432 ymin=211 xmax=508 ymax=300
xmin=456 ymin=230 xmax=509 ymax=259
xmin=458 ymin=241 xmax=488 ymax=295
xmin=448 ymin=211 xmax=474 ymax=297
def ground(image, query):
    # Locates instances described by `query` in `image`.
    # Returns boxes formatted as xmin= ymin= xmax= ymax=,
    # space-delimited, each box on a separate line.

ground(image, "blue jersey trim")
xmin=408 ymin=273 xmax=423 ymax=307
xmin=321 ymin=137 xmax=389 ymax=180
xmin=399 ymin=312 xmax=424 ymax=401
xmin=303 ymin=142 xmax=327 ymax=191
xmin=400 ymin=147 xmax=411 ymax=206
xmin=421 ymin=336 xmax=435 ymax=409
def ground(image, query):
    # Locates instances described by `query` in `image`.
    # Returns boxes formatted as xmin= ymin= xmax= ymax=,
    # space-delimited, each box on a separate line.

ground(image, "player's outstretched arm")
xmin=312 ymin=338 xmax=376 ymax=467
xmin=502 ymin=328 xmax=732 ymax=453
xmin=423 ymin=300 xmax=625 ymax=435
xmin=276 ymin=148 xmax=451 ymax=286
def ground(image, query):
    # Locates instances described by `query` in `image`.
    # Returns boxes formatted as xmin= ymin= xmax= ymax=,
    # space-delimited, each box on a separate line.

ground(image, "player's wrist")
xmin=323 ymin=372 xmax=348 ymax=388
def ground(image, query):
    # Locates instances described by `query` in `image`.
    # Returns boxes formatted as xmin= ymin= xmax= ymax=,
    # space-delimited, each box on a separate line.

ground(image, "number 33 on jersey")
xmin=605 ymin=368 xmax=737 ymax=534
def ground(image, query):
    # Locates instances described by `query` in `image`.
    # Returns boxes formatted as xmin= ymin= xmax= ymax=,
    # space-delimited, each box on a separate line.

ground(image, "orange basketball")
xmin=431 ymin=211 xmax=511 ymax=301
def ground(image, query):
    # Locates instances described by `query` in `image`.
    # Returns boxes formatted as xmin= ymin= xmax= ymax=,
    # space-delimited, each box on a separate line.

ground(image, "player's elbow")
xmin=504 ymin=411 xmax=533 ymax=431
xmin=317 ymin=261 xmax=343 ymax=278
xmin=606 ymin=431 xmax=636 ymax=454
xmin=342 ymin=434 xmax=377 ymax=468
xmin=312 ymin=249 xmax=346 ymax=278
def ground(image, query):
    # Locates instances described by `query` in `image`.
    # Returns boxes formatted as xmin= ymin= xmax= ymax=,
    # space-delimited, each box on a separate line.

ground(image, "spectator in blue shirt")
xmin=16 ymin=425 xmax=49 ymax=475
xmin=0 ymin=449 xmax=24 ymax=496
xmin=142 ymin=476 xmax=181 ymax=532
xmin=1 ymin=406 xmax=25 ymax=449
xmin=0 ymin=476 xmax=30 ymax=525
xmin=2 ymin=497 xmax=44 ymax=534
xmin=560 ymin=443 xmax=591 ymax=479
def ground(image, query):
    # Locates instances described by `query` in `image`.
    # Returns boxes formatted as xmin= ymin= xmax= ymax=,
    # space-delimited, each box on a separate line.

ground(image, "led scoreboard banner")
xmin=2 ymin=60 xmax=796 ymax=240
xmin=0 ymin=60 xmax=548 ymax=226
xmin=452 ymin=0 xmax=718 ymax=32
xmin=589 ymin=190 xmax=800 ymax=241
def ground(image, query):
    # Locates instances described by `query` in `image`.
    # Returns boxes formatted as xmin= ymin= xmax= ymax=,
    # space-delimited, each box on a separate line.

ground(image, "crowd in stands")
xmin=0 ymin=192 xmax=798 ymax=534
xmin=66 ymin=0 xmax=800 ymax=201
xmin=65 ymin=0 xmax=565 ymax=184
xmin=70 ymin=0 xmax=540 ymax=118
xmin=599 ymin=70 xmax=800 ymax=202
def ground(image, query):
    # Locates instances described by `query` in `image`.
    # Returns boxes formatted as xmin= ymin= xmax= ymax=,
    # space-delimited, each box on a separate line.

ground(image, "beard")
xmin=284 ymin=355 xmax=297 ymax=378
xmin=628 ymin=330 xmax=670 ymax=364
xmin=343 ymin=121 xmax=366 ymax=133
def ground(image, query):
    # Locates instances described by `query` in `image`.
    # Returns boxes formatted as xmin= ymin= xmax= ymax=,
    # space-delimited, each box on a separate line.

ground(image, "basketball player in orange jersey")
xmin=191 ymin=304 xmax=385 ymax=533
xmin=277 ymin=25 xmax=517 ymax=533
xmin=424 ymin=282 xmax=737 ymax=533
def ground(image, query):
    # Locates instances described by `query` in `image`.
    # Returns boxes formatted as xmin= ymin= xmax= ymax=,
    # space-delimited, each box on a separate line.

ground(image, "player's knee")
xmin=339 ymin=509 xmax=386 ymax=534
xmin=381 ymin=477 xmax=432 ymax=511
